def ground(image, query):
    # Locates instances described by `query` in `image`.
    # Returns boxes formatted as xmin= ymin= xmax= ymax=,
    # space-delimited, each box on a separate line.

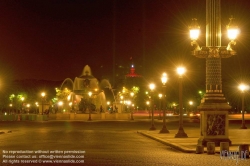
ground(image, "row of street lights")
xmin=148 ymin=69 xmax=248 ymax=135
xmin=8 ymin=93 xmax=46 ymax=114
xmin=148 ymin=67 xmax=188 ymax=137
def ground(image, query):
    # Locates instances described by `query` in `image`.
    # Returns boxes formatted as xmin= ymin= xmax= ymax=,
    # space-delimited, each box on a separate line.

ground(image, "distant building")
xmin=124 ymin=63 xmax=147 ymax=109
xmin=125 ymin=64 xmax=143 ymax=89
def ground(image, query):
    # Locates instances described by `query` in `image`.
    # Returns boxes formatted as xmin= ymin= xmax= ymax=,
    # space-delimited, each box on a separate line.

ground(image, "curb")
xmin=137 ymin=131 xmax=195 ymax=153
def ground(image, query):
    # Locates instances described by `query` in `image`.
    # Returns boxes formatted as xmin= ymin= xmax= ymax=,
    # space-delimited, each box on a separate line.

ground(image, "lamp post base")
xmin=175 ymin=128 xmax=188 ymax=138
xmin=159 ymin=125 xmax=169 ymax=133
xmin=149 ymin=125 xmax=156 ymax=130
xmin=240 ymin=125 xmax=247 ymax=129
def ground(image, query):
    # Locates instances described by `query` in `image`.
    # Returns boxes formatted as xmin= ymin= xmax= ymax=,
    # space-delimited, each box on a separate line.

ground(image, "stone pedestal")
xmin=197 ymin=94 xmax=231 ymax=146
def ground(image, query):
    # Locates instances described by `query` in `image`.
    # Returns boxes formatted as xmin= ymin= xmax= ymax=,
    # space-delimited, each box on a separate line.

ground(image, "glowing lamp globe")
xmin=189 ymin=18 xmax=200 ymax=40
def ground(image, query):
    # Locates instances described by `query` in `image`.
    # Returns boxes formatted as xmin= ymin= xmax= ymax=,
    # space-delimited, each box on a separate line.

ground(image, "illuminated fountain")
xmin=60 ymin=65 xmax=110 ymax=113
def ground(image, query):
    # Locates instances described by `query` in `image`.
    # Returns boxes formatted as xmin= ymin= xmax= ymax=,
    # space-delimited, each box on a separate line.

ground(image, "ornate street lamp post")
xmin=238 ymin=84 xmax=247 ymax=129
xmin=189 ymin=0 xmax=239 ymax=146
xmin=175 ymin=67 xmax=188 ymax=138
xmin=88 ymin=91 xmax=92 ymax=121
xmin=35 ymin=102 xmax=39 ymax=114
xmin=9 ymin=104 xmax=13 ymax=115
xmin=149 ymin=83 xmax=156 ymax=130
xmin=158 ymin=94 xmax=162 ymax=120
xmin=146 ymin=101 xmax=150 ymax=119
xmin=130 ymin=92 xmax=134 ymax=120
xmin=41 ymin=92 xmax=45 ymax=115
xmin=20 ymin=97 xmax=25 ymax=114
xmin=160 ymin=73 xmax=169 ymax=133
xmin=189 ymin=101 xmax=193 ymax=114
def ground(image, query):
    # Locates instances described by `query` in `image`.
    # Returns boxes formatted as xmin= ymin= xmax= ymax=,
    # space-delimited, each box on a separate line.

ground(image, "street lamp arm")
xmin=191 ymin=40 xmax=201 ymax=51
xmin=226 ymin=40 xmax=236 ymax=51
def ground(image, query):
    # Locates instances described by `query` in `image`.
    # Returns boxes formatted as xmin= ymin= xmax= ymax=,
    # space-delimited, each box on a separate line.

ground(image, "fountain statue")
xmin=60 ymin=65 xmax=108 ymax=113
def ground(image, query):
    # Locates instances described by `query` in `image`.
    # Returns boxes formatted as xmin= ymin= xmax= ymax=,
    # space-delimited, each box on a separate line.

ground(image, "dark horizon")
xmin=0 ymin=0 xmax=249 ymax=91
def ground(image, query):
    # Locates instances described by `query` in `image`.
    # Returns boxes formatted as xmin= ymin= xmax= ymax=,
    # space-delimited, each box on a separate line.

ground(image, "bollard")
xmin=239 ymin=144 xmax=249 ymax=159
xmin=196 ymin=145 xmax=204 ymax=154
xmin=220 ymin=142 xmax=229 ymax=156
xmin=207 ymin=142 xmax=215 ymax=155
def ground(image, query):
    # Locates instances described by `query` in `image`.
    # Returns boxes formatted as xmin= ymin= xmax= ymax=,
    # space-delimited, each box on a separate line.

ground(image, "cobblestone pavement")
xmin=0 ymin=121 xmax=249 ymax=166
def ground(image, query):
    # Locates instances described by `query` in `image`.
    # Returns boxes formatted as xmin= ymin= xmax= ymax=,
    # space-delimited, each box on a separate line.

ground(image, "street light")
xmin=146 ymin=101 xmax=150 ymax=119
xmin=238 ymin=84 xmax=248 ymax=129
xmin=9 ymin=103 xmax=13 ymax=115
xmin=175 ymin=67 xmax=188 ymax=138
xmin=35 ymin=102 xmax=39 ymax=114
xmin=88 ymin=91 xmax=92 ymax=121
xmin=26 ymin=104 xmax=30 ymax=114
xmin=58 ymin=101 xmax=63 ymax=113
xmin=190 ymin=17 xmax=239 ymax=54
xmin=149 ymin=83 xmax=156 ymax=130
xmin=41 ymin=92 xmax=46 ymax=115
xmin=160 ymin=72 xmax=169 ymax=133
xmin=21 ymin=97 xmax=25 ymax=114
xmin=158 ymin=93 xmax=162 ymax=120
xmin=130 ymin=92 xmax=134 ymax=120
xmin=227 ymin=17 xmax=239 ymax=50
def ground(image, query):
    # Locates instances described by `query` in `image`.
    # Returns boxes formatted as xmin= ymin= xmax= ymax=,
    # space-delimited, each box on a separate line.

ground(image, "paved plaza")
xmin=0 ymin=120 xmax=249 ymax=165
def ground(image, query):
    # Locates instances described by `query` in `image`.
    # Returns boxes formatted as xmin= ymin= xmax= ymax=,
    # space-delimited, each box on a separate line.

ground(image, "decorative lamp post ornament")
xmin=189 ymin=18 xmax=200 ymax=51
xmin=189 ymin=17 xmax=239 ymax=58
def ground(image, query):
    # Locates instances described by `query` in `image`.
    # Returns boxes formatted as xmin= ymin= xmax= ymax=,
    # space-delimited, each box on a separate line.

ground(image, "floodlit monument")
xmin=61 ymin=65 xmax=108 ymax=113
xmin=57 ymin=65 xmax=131 ymax=120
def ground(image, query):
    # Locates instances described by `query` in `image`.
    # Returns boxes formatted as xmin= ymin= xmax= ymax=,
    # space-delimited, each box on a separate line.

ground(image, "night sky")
xmin=0 ymin=0 xmax=250 ymax=90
